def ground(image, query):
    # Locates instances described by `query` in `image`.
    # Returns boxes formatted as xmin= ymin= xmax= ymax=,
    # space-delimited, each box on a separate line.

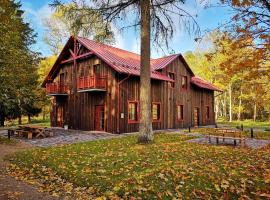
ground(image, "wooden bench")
xmin=15 ymin=130 xmax=33 ymax=139
xmin=206 ymin=128 xmax=246 ymax=147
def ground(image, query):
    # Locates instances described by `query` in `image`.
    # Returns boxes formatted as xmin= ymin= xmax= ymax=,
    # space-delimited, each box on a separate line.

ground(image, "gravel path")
xmin=0 ymin=141 xmax=56 ymax=200
xmin=0 ymin=129 xmax=120 ymax=147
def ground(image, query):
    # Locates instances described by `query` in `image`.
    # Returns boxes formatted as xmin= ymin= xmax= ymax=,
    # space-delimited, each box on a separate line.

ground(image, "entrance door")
xmin=194 ymin=107 xmax=199 ymax=127
xmin=56 ymin=105 xmax=63 ymax=127
xmin=95 ymin=105 xmax=105 ymax=131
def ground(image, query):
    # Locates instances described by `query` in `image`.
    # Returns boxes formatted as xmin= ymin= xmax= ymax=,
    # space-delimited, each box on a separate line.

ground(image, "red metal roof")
xmin=151 ymin=54 xmax=180 ymax=70
xmin=77 ymin=37 xmax=173 ymax=82
xmin=43 ymin=36 xmax=221 ymax=91
xmin=191 ymin=76 xmax=222 ymax=91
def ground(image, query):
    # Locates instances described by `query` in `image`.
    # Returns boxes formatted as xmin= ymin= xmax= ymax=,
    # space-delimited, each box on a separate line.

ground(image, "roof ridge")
xmin=77 ymin=36 xmax=141 ymax=58
xmin=152 ymin=53 xmax=180 ymax=60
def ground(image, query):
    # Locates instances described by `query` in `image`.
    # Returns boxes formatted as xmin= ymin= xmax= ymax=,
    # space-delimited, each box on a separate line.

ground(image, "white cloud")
xmin=22 ymin=4 xmax=53 ymax=26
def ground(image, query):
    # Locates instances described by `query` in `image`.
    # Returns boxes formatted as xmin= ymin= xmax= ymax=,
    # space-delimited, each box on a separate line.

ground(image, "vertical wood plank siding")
xmin=51 ymin=55 xmax=215 ymax=133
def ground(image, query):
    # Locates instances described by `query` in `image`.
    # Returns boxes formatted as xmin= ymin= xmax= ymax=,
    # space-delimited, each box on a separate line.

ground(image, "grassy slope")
xmin=8 ymin=134 xmax=270 ymax=199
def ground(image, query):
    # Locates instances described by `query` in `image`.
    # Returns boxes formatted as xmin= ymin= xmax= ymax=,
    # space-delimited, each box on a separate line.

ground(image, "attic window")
xmin=168 ymin=72 xmax=175 ymax=88
xmin=181 ymin=76 xmax=187 ymax=90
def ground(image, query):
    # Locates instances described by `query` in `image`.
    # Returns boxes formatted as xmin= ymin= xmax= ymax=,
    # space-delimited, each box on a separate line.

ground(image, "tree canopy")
xmin=0 ymin=0 xmax=41 ymax=126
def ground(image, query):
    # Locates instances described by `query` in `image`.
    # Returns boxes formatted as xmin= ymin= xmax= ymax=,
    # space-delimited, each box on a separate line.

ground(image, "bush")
xmin=264 ymin=127 xmax=270 ymax=131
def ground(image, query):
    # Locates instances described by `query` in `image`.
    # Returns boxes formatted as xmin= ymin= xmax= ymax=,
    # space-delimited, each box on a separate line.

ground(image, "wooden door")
xmin=56 ymin=105 xmax=63 ymax=127
xmin=194 ymin=107 xmax=199 ymax=127
xmin=95 ymin=105 xmax=105 ymax=131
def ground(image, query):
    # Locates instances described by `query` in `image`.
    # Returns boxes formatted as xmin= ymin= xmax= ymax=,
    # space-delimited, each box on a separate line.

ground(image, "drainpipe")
xmin=117 ymin=74 xmax=131 ymax=133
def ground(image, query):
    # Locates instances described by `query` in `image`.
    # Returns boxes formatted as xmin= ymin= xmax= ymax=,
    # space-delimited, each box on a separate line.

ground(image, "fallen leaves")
xmin=6 ymin=134 xmax=270 ymax=199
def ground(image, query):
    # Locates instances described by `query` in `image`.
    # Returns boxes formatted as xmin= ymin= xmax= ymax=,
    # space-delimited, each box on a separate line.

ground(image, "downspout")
xmin=117 ymin=74 xmax=131 ymax=133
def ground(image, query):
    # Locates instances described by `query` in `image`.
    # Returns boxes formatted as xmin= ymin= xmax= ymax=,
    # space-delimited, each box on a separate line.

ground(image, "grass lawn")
xmin=186 ymin=127 xmax=270 ymax=140
xmin=7 ymin=134 xmax=270 ymax=199
xmin=217 ymin=119 xmax=270 ymax=130
xmin=0 ymin=136 xmax=17 ymax=145
xmin=3 ymin=116 xmax=50 ymax=128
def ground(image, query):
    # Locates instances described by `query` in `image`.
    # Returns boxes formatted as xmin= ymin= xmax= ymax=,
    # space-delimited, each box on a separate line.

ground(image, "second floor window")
xmin=152 ymin=103 xmax=161 ymax=121
xmin=128 ymin=101 xmax=138 ymax=122
xmin=181 ymin=76 xmax=187 ymax=90
xmin=177 ymin=105 xmax=184 ymax=121
xmin=168 ymin=72 xmax=175 ymax=88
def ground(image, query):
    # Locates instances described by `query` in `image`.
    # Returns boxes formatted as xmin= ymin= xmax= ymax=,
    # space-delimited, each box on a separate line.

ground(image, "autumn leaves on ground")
xmin=4 ymin=134 xmax=270 ymax=199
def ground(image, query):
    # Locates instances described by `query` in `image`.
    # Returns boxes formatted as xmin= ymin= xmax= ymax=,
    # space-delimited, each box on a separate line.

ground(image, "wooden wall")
xmin=50 ymin=52 xmax=215 ymax=133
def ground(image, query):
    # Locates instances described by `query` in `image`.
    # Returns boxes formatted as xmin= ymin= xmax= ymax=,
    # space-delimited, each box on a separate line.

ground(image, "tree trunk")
xmin=28 ymin=114 xmax=31 ymax=124
xmin=237 ymin=88 xmax=242 ymax=121
xmin=229 ymin=83 xmax=232 ymax=122
xmin=43 ymin=107 xmax=46 ymax=120
xmin=215 ymin=100 xmax=219 ymax=120
xmin=138 ymin=0 xmax=153 ymax=143
xmin=223 ymin=91 xmax=227 ymax=118
xmin=253 ymin=102 xmax=257 ymax=122
xmin=18 ymin=115 xmax=22 ymax=125
xmin=0 ymin=115 xmax=4 ymax=127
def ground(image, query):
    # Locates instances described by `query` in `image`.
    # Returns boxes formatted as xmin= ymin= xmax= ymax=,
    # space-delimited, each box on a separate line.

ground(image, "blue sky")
xmin=20 ymin=0 xmax=232 ymax=58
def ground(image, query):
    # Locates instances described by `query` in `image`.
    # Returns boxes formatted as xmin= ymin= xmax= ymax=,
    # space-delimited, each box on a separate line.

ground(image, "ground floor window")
xmin=128 ymin=101 xmax=139 ymax=123
xmin=177 ymin=105 xmax=184 ymax=121
xmin=152 ymin=102 xmax=161 ymax=122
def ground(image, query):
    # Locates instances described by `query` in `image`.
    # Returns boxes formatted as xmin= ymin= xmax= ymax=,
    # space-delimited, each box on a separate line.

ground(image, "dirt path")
xmin=0 ymin=140 xmax=56 ymax=200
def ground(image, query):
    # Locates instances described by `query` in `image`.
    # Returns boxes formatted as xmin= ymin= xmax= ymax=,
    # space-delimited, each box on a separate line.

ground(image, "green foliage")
xmin=8 ymin=134 xmax=270 ymax=199
xmin=0 ymin=1 xmax=41 ymax=126
xmin=265 ymin=127 xmax=270 ymax=132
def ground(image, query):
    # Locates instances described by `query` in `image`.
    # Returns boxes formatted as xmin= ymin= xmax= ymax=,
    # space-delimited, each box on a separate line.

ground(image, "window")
xmin=177 ymin=105 xmax=184 ymax=121
xmin=128 ymin=101 xmax=138 ymax=123
xmin=181 ymin=76 xmax=188 ymax=89
xmin=206 ymin=106 xmax=210 ymax=119
xmin=168 ymin=72 xmax=175 ymax=88
xmin=152 ymin=103 xmax=161 ymax=121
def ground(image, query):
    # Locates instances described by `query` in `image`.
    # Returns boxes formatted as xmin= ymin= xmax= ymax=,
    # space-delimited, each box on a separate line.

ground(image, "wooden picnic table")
xmin=16 ymin=125 xmax=52 ymax=139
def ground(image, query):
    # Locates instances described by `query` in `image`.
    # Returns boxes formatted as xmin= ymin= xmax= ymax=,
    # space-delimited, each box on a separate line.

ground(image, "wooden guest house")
xmin=42 ymin=36 xmax=221 ymax=133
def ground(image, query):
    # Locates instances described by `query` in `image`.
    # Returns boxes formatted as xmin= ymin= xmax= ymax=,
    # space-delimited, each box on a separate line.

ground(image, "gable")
xmin=43 ymin=36 xmax=221 ymax=91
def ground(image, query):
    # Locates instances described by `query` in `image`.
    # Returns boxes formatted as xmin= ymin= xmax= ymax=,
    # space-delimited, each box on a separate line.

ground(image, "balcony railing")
xmin=77 ymin=76 xmax=107 ymax=91
xmin=46 ymin=83 xmax=68 ymax=95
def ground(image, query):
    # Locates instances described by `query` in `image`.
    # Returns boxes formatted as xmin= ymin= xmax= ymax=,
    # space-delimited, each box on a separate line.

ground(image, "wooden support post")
xmin=223 ymin=134 xmax=225 ymax=142
xmin=188 ymin=126 xmax=191 ymax=133
xmin=234 ymin=139 xmax=237 ymax=146
xmin=27 ymin=132 xmax=33 ymax=139
xmin=216 ymin=137 xmax=219 ymax=144
xmin=241 ymin=124 xmax=243 ymax=131
xmin=251 ymin=128 xmax=254 ymax=138
xmin=8 ymin=130 xmax=11 ymax=140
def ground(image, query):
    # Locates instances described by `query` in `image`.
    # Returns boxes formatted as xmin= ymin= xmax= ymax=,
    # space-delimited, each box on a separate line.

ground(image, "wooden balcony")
xmin=77 ymin=76 xmax=107 ymax=92
xmin=46 ymin=83 xmax=68 ymax=96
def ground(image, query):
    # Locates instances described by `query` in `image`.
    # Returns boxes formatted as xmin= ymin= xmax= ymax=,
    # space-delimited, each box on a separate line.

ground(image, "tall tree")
xmin=44 ymin=3 xmax=115 ymax=54
xmin=0 ymin=1 xmax=39 ymax=126
xmin=52 ymin=0 xmax=199 ymax=143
